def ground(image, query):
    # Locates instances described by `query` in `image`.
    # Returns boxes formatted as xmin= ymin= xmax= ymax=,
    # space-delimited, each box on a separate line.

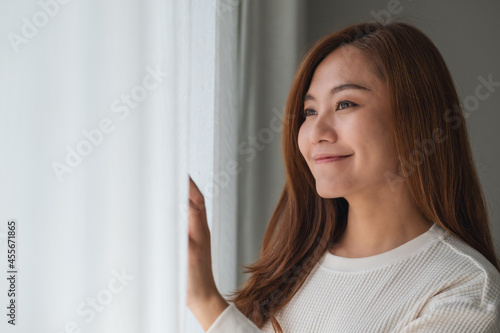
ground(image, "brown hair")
xmin=226 ymin=21 xmax=500 ymax=332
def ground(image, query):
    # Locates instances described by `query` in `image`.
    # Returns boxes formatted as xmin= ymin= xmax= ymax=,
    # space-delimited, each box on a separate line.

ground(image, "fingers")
xmin=189 ymin=175 xmax=205 ymax=210
xmin=188 ymin=175 xmax=210 ymax=242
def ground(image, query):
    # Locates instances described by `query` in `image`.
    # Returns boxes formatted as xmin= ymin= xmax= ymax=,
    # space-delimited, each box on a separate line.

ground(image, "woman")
xmin=187 ymin=22 xmax=500 ymax=332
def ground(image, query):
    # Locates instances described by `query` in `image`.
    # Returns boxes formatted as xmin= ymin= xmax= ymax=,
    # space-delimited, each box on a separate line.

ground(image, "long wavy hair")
xmin=226 ymin=21 xmax=500 ymax=332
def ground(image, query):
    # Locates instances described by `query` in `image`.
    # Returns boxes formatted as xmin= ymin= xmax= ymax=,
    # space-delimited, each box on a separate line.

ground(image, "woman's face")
xmin=298 ymin=46 xmax=400 ymax=199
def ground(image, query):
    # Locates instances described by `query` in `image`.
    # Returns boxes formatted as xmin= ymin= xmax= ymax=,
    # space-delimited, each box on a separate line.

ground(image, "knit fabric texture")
xmin=207 ymin=223 xmax=500 ymax=332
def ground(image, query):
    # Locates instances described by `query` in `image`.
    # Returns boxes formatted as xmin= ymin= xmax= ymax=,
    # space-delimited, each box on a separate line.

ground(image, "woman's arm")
xmin=399 ymin=299 xmax=499 ymax=332
xmin=189 ymin=292 xmax=230 ymax=331
xmin=188 ymin=176 xmax=262 ymax=332
xmin=399 ymin=270 xmax=499 ymax=333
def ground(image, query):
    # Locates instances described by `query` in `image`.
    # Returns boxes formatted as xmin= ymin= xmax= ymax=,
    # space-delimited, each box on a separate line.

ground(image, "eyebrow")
xmin=303 ymin=83 xmax=370 ymax=103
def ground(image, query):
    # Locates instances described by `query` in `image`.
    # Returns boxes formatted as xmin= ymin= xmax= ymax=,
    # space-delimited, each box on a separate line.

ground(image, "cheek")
xmin=297 ymin=124 xmax=308 ymax=156
xmin=370 ymin=117 xmax=396 ymax=156
xmin=356 ymin=117 xmax=398 ymax=169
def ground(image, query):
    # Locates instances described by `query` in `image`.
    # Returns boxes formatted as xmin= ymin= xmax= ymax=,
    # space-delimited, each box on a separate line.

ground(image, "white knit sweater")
xmin=207 ymin=223 xmax=500 ymax=332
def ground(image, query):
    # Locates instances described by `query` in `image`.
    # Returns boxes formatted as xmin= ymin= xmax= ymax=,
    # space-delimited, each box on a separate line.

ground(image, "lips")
xmin=312 ymin=153 xmax=353 ymax=160
xmin=314 ymin=154 xmax=353 ymax=164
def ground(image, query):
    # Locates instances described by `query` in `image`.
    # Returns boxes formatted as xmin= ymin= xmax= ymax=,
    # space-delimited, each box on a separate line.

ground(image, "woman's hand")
xmin=187 ymin=175 xmax=229 ymax=331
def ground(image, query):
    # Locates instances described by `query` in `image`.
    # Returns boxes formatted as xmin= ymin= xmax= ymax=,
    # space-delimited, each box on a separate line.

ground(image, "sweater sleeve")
xmin=398 ymin=299 xmax=499 ymax=332
xmin=399 ymin=268 xmax=500 ymax=333
xmin=206 ymin=303 xmax=263 ymax=333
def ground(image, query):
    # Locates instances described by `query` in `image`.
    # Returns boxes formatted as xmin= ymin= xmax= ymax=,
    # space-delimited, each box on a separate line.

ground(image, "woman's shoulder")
xmin=425 ymin=226 xmax=500 ymax=306
xmin=433 ymin=227 xmax=499 ymax=276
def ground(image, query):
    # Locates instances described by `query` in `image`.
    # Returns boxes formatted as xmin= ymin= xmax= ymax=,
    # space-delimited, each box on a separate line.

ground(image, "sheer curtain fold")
xmin=0 ymin=0 xmax=218 ymax=332
xmin=236 ymin=0 xmax=306 ymax=286
xmin=0 ymin=0 xmax=300 ymax=331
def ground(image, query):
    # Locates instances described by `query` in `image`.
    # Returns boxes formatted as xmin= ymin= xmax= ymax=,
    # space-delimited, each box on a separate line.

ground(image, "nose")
xmin=309 ymin=113 xmax=338 ymax=144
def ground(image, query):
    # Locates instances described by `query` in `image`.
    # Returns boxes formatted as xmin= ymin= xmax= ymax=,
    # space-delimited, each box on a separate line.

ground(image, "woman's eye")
xmin=303 ymin=108 xmax=316 ymax=117
xmin=337 ymin=101 xmax=356 ymax=110
xmin=304 ymin=101 xmax=356 ymax=117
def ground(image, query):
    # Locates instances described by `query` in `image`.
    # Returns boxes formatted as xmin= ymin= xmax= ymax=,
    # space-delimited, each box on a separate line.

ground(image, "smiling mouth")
xmin=314 ymin=155 xmax=352 ymax=164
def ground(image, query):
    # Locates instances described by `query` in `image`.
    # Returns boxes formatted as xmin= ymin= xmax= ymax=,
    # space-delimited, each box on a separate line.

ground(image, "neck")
xmin=330 ymin=182 xmax=433 ymax=258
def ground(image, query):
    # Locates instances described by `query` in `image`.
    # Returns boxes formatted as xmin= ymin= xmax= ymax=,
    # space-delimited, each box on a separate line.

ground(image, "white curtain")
xmin=0 ymin=0 xmax=239 ymax=332
xmin=0 ymin=0 xmax=305 ymax=331
xmin=236 ymin=0 xmax=306 ymax=286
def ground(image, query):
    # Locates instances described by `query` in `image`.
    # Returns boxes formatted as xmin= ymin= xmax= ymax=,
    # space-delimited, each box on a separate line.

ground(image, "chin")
xmin=316 ymin=185 xmax=346 ymax=199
